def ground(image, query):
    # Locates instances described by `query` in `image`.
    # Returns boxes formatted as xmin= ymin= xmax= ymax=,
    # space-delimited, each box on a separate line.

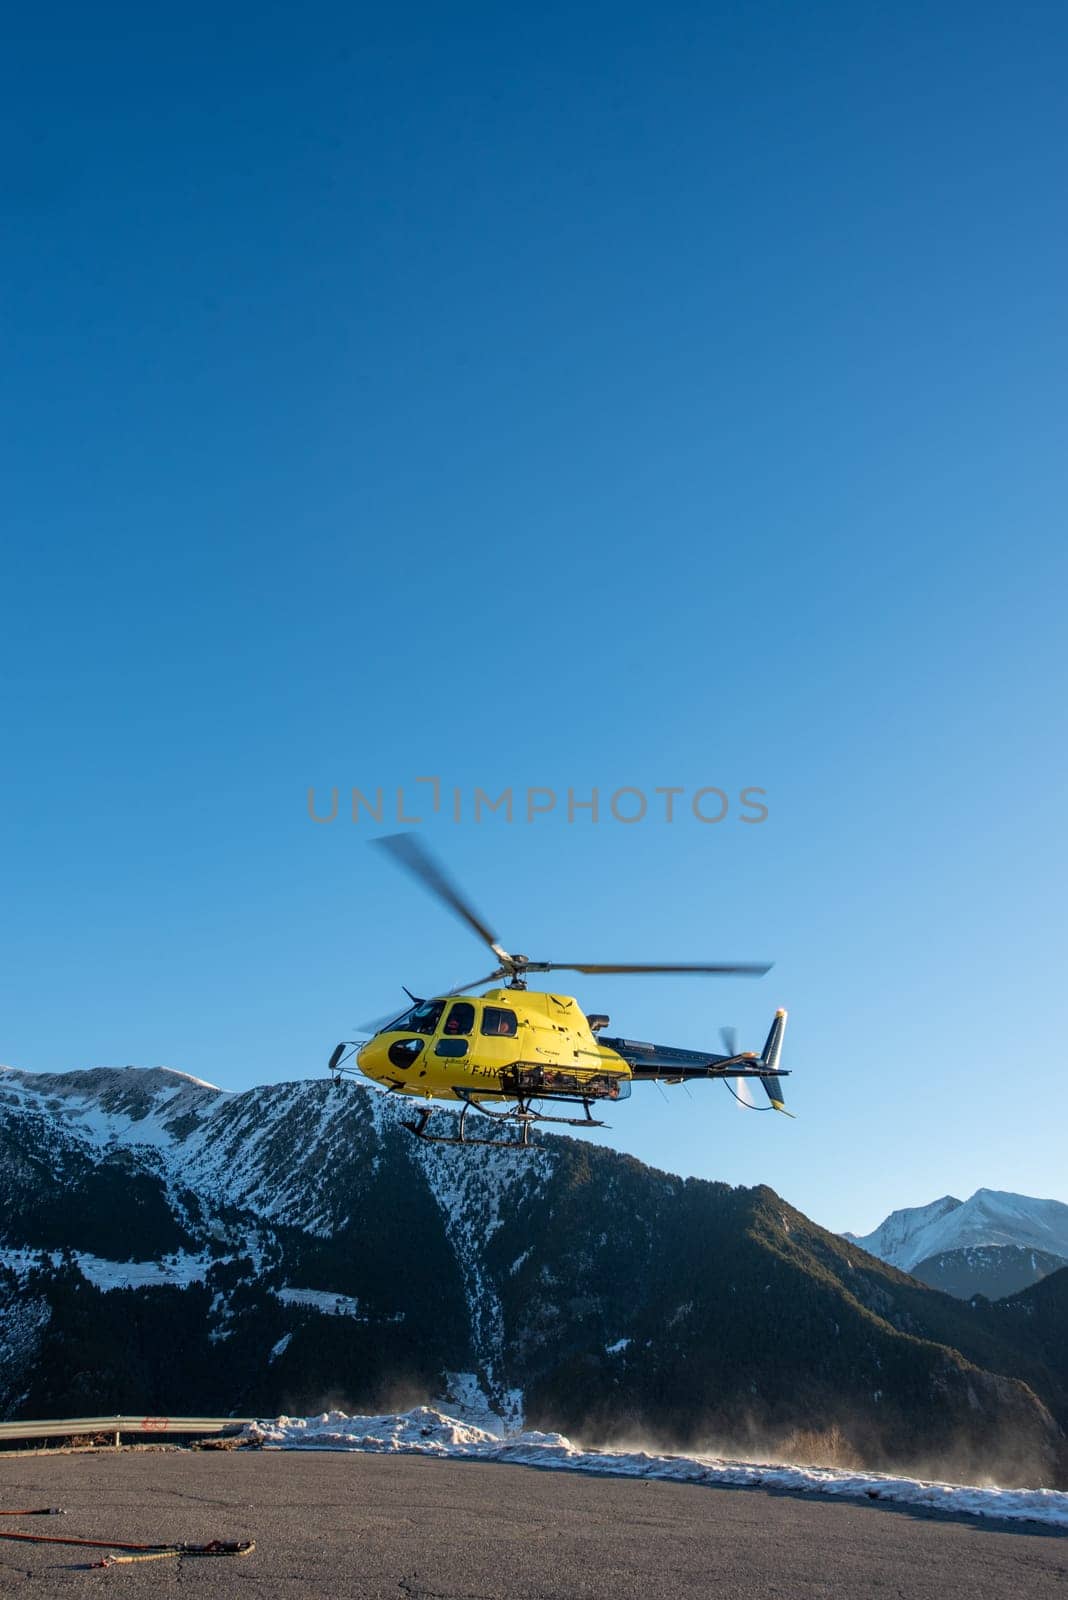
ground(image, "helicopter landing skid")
xmin=402 ymin=1095 xmax=607 ymax=1150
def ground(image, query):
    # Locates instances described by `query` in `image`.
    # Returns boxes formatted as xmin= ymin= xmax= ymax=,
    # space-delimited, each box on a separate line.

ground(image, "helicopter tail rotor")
xmin=718 ymin=1026 xmax=754 ymax=1108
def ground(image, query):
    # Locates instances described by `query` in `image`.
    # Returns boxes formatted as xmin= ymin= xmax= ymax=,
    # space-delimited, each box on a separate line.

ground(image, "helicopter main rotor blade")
xmin=443 ymin=969 xmax=509 ymax=996
xmin=540 ymin=961 xmax=773 ymax=977
xmin=373 ymin=833 xmax=505 ymax=958
xmin=357 ymin=1006 xmax=412 ymax=1034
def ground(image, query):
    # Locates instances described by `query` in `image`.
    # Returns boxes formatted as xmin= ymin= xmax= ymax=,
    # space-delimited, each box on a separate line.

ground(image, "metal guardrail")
xmin=0 ymin=1416 xmax=254 ymax=1445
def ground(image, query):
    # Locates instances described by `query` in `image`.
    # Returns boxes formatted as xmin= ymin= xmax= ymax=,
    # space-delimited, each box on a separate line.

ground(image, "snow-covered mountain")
xmin=844 ymin=1190 xmax=1068 ymax=1300
xmin=844 ymin=1195 xmax=966 ymax=1271
xmin=1 ymin=1064 xmax=1066 ymax=1485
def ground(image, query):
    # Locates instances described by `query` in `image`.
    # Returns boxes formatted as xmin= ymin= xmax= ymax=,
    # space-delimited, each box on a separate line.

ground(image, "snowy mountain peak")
xmin=843 ymin=1195 xmax=963 ymax=1269
xmin=1 ymin=1062 xmax=223 ymax=1104
xmin=846 ymin=1188 xmax=1068 ymax=1274
xmin=0 ymin=1063 xmax=226 ymax=1146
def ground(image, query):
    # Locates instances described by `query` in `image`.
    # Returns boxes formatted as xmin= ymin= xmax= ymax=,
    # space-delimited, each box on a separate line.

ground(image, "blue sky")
xmin=2 ymin=2 xmax=1066 ymax=1234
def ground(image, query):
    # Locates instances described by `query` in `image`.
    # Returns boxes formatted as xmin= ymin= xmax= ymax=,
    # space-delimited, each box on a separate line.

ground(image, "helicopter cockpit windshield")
xmin=383 ymin=999 xmax=445 ymax=1035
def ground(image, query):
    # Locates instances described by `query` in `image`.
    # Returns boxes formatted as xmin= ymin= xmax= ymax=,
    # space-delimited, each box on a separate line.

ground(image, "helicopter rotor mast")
xmin=372 ymin=832 xmax=772 ymax=993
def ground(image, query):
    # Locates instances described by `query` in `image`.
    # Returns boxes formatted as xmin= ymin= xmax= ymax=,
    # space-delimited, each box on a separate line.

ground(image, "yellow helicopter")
xmin=328 ymin=833 xmax=792 ymax=1148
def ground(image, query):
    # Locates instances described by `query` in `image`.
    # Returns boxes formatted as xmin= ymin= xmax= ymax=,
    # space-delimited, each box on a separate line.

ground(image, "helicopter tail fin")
xmin=758 ymin=1009 xmax=792 ymax=1114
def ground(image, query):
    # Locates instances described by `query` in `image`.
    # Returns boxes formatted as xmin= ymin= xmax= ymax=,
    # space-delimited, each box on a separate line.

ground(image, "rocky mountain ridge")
xmin=1 ymin=1064 xmax=1066 ymax=1486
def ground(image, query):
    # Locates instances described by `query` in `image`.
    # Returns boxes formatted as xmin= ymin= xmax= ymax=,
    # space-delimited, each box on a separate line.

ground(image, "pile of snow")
xmin=244 ymin=1406 xmax=1068 ymax=1529
xmin=248 ymin=1407 xmax=504 ymax=1455
xmin=845 ymin=1189 xmax=1068 ymax=1272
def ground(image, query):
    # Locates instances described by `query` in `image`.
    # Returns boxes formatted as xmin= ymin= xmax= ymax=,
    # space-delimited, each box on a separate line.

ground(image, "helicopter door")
xmin=469 ymin=1003 xmax=521 ymax=1075
xmin=434 ymin=1000 xmax=475 ymax=1058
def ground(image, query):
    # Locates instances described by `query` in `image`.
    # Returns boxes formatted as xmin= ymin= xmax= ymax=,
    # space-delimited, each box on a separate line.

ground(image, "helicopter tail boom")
xmin=603 ymin=1008 xmax=791 ymax=1112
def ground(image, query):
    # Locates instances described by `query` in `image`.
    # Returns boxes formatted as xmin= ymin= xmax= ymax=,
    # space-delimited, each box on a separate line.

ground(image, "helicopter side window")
xmin=481 ymin=1006 xmax=517 ymax=1037
xmin=443 ymin=1002 xmax=475 ymax=1036
xmin=394 ymin=1000 xmax=445 ymax=1035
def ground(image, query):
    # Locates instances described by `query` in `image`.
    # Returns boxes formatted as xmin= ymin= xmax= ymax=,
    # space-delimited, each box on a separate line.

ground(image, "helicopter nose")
xmin=357 ymin=1037 xmax=389 ymax=1077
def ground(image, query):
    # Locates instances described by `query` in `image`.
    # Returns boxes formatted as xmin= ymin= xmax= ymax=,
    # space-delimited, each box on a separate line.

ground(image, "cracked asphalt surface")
xmin=0 ymin=1449 xmax=1065 ymax=1598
